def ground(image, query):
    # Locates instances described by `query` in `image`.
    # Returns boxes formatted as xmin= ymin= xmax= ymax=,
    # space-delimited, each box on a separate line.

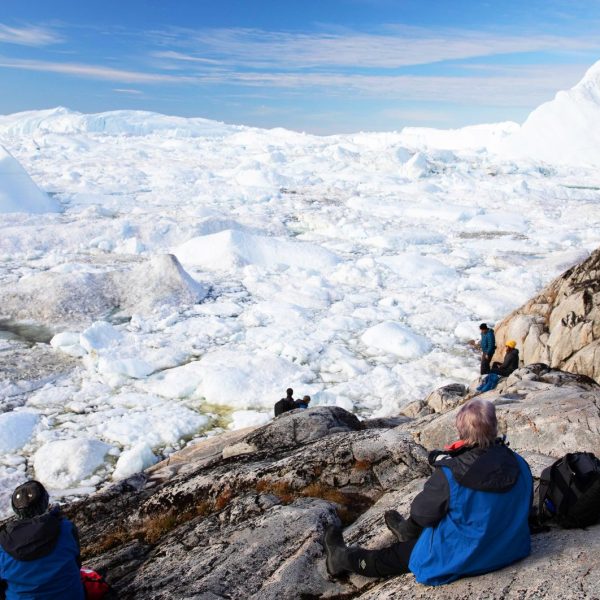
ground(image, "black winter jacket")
xmin=492 ymin=348 xmax=519 ymax=377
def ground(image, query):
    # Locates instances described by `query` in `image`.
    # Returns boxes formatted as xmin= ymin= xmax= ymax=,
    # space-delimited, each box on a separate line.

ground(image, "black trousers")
xmin=481 ymin=354 xmax=491 ymax=375
xmin=347 ymin=539 xmax=417 ymax=578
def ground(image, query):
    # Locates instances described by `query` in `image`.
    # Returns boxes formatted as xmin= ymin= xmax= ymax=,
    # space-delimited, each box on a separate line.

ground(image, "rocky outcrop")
xmin=49 ymin=370 xmax=600 ymax=599
xmin=66 ymin=408 xmax=430 ymax=599
xmin=414 ymin=364 xmax=600 ymax=458
xmin=0 ymin=254 xmax=207 ymax=327
xmin=494 ymin=247 xmax=600 ymax=382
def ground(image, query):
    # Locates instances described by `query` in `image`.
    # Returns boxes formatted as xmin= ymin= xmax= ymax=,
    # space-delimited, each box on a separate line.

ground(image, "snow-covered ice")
xmin=33 ymin=438 xmax=112 ymax=489
xmin=0 ymin=412 xmax=39 ymax=453
xmin=112 ymin=442 xmax=157 ymax=481
xmin=1 ymin=62 xmax=600 ymax=516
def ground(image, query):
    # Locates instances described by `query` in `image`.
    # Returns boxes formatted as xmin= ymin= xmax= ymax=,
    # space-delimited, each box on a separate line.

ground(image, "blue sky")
xmin=1 ymin=0 xmax=599 ymax=133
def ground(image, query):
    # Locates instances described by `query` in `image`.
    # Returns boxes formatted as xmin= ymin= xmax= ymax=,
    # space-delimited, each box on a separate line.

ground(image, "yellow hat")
xmin=505 ymin=340 xmax=517 ymax=348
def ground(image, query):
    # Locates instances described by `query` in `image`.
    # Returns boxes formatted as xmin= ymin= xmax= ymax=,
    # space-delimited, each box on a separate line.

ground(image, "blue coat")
xmin=480 ymin=329 xmax=496 ymax=356
xmin=0 ymin=512 xmax=84 ymax=600
xmin=408 ymin=445 xmax=532 ymax=586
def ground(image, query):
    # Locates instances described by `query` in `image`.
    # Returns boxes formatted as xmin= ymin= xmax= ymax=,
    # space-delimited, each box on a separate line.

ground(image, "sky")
xmin=0 ymin=0 xmax=600 ymax=134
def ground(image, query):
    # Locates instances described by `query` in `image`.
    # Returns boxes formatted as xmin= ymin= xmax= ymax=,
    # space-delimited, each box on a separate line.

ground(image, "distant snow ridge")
xmin=494 ymin=60 xmax=600 ymax=165
xmin=0 ymin=107 xmax=245 ymax=139
xmin=0 ymin=145 xmax=60 ymax=214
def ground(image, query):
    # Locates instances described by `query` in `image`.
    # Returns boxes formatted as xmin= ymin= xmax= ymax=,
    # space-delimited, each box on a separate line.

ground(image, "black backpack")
xmin=537 ymin=452 xmax=600 ymax=529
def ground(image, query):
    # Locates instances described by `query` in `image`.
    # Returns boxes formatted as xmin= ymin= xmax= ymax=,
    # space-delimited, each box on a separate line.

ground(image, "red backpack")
xmin=80 ymin=567 xmax=113 ymax=599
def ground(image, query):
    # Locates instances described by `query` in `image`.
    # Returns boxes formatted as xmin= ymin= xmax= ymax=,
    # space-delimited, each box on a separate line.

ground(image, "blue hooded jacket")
xmin=0 ymin=510 xmax=84 ymax=600
xmin=480 ymin=328 xmax=496 ymax=356
xmin=408 ymin=443 xmax=532 ymax=586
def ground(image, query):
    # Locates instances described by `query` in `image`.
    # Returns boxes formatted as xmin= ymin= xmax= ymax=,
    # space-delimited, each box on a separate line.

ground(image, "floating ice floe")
xmin=173 ymin=229 xmax=339 ymax=271
xmin=228 ymin=410 xmax=272 ymax=431
xmin=361 ymin=322 xmax=432 ymax=360
xmin=194 ymin=349 xmax=314 ymax=410
xmin=34 ymin=438 xmax=112 ymax=489
xmin=0 ymin=412 xmax=39 ymax=453
xmin=378 ymin=253 xmax=456 ymax=284
xmin=113 ymin=442 xmax=157 ymax=480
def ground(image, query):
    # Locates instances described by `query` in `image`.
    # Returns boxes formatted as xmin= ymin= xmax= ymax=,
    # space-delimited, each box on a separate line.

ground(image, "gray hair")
xmin=455 ymin=399 xmax=497 ymax=447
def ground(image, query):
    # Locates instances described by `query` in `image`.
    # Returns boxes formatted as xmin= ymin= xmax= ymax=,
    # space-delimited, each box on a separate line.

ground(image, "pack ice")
xmin=0 ymin=62 xmax=599 ymax=515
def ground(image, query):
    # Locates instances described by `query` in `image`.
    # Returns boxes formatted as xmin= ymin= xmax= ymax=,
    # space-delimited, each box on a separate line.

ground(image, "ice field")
xmin=1 ymin=61 xmax=600 ymax=515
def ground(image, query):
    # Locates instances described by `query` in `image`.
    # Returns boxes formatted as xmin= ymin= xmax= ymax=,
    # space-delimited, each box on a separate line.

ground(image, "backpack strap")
xmin=537 ymin=462 xmax=554 ymax=520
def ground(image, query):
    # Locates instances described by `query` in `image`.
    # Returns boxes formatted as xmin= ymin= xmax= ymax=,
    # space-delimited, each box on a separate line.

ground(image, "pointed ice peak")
xmin=0 ymin=145 xmax=60 ymax=214
xmin=571 ymin=59 xmax=600 ymax=103
xmin=579 ymin=59 xmax=600 ymax=82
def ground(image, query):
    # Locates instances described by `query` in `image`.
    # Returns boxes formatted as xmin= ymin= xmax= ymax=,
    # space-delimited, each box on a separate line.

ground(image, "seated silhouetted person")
xmin=324 ymin=399 xmax=532 ymax=585
xmin=0 ymin=481 xmax=84 ymax=599
xmin=295 ymin=395 xmax=311 ymax=409
xmin=274 ymin=388 xmax=296 ymax=417
xmin=491 ymin=340 xmax=519 ymax=377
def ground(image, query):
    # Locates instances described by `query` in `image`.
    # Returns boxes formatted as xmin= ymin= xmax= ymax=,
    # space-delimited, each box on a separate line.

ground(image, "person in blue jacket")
xmin=324 ymin=399 xmax=532 ymax=585
xmin=0 ymin=481 xmax=85 ymax=600
xmin=479 ymin=323 xmax=496 ymax=375
xmin=295 ymin=395 xmax=311 ymax=410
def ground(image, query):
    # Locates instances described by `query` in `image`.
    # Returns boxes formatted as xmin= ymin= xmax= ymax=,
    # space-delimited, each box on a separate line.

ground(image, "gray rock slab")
xmin=414 ymin=367 xmax=600 ymax=458
xmin=356 ymin=525 xmax=600 ymax=599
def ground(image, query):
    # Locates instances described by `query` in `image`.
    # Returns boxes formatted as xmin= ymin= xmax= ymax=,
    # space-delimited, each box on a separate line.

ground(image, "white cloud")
xmin=0 ymin=57 xmax=193 ymax=84
xmin=198 ymin=63 xmax=586 ymax=107
xmin=0 ymin=23 xmax=62 ymax=47
xmin=152 ymin=50 xmax=221 ymax=65
xmin=113 ymin=88 xmax=144 ymax=95
xmin=162 ymin=26 xmax=600 ymax=69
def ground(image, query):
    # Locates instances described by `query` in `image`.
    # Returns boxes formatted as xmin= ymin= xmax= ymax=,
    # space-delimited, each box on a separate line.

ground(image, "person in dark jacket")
xmin=479 ymin=323 xmax=496 ymax=375
xmin=274 ymin=388 xmax=296 ymax=417
xmin=0 ymin=481 xmax=84 ymax=600
xmin=324 ymin=399 xmax=532 ymax=585
xmin=491 ymin=340 xmax=519 ymax=377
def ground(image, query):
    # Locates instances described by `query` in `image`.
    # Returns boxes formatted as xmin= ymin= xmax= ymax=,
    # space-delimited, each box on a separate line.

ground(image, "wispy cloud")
xmin=0 ymin=23 xmax=62 ymax=46
xmin=113 ymin=88 xmax=144 ymax=95
xmin=0 ymin=57 xmax=192 ymax=84
xmin=152 ymin=50 xmax=221 ymax=65
xmin=158 ymin=26 xmax=600 ymax=70
xmin=189 ymin=63 xmax=586 ymax=107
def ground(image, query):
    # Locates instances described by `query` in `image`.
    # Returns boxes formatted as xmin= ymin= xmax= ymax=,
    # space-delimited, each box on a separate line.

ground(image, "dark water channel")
xmin=0 ymin=319 xmax=55 ymax=345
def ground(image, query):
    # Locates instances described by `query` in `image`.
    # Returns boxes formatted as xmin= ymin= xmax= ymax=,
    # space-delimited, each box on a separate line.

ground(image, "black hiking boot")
xmin=324 ymin=525 xmax=351 ymax=576
xmin=384 ymin=510 xmax=406 ymax=541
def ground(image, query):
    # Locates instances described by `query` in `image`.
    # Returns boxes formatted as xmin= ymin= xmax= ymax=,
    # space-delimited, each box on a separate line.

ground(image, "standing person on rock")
xmin=479 ymin=323 xmax=496 ymax=375
xmin=274 ymin=388 xmax=296 ymax=417
xmin=491 ymin=340 xmax=520 ymax=377
xmin=324 ymin=399 xmax=532 ymax=585
xmin=0 ymin=481 xmax=85 ymax=600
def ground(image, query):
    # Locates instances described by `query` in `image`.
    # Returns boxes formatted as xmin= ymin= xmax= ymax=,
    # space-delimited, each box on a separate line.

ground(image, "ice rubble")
xmin=0 ymin=61 xmax=599 ymax=514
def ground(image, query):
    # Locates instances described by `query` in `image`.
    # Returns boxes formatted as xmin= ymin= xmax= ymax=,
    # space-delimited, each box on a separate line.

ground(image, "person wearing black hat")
xmin=479 ymin=323 xmax=496 ymax=375
xmin=0 ymin=481 xmax=85 ymax=599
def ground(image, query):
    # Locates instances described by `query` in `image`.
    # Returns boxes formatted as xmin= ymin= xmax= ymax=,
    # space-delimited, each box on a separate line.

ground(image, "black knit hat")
xmin=479 ymin=323 xmax=488 ymax=330
xmin=11 ymin=481 xmax=49 ymax=519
